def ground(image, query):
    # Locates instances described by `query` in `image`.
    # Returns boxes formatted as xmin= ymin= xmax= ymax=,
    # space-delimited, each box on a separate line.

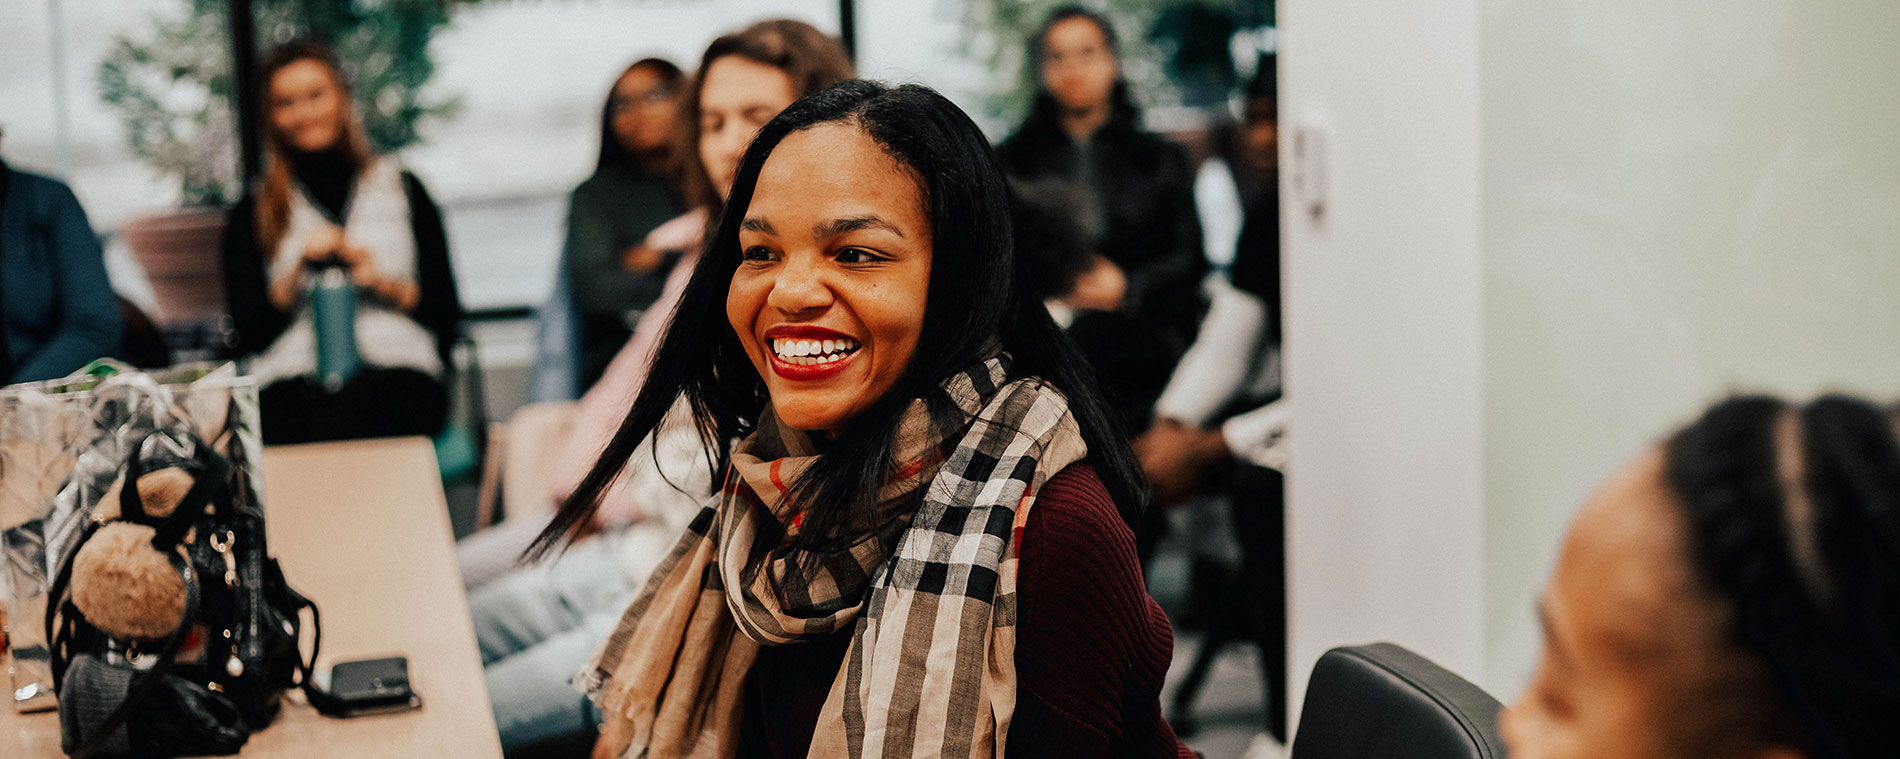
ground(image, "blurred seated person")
xmin=1503 ymin=394 xmax=1900 ymax=759
xmin=468 ymin=401 xmax=712 ymax=757
xmin=220 ymin=42 xmax=462 ymax=445
xmin=1134 ymin=56 xmax=1288 ymax=743
xmin=0 ymin=142 xmax=122 ymax=384
xmin=457 ymin=20 xmax=853 ymax=755
xmin=997 ymin=5 xmax=1205 ymax=432
xmin=1136 ymin=269 xmax=1286 ymax=737
xmin=1138 ymin=55 xmax=1284 ymax=507
xmin=459 ymin=18 xmax=855 ymax=583
xmin=567 ymin=58 xmax=690 ymax=390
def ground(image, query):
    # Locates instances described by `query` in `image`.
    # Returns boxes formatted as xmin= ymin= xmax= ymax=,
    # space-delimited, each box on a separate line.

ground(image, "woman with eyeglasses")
xmin=567 ymin=58 xmax=690 ymax=388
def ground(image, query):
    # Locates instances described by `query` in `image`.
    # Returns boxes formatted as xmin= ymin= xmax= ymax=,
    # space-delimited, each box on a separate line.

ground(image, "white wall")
xmin=853 ymin=0 xmax=1001 ymax=137
xmin=1286 ymin=0 xmax=1900 ymax=723
xmin=1279 ymin=0 xmax=1486 ymax=722
xmin=1481 ymin=0 xmax=1900 ymax=695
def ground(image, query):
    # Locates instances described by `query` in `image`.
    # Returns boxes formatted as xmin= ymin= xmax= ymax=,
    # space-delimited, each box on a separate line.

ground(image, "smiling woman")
xmin=729 ymin=122 xmax=933 ymax=431
xmin=533 ymin=80 xmax=1193 ymax=758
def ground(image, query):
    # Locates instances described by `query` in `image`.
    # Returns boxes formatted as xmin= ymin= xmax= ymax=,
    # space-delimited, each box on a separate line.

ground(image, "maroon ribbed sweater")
xmin=738 ymin=463 xmax=1195 ymax=758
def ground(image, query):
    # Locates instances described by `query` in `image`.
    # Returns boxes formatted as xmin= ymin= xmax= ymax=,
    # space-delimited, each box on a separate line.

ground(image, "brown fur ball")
xmin=88 ymin=467 xmax=194 ymax=522
xmin=135 ymin=468 xmax=194 ymax=519
xmin=70 ymin=523 xmax=186 ymax=642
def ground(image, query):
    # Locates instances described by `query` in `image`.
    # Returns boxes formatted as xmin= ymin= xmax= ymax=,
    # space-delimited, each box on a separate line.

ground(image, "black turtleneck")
xmin=288 ymin=147 xmax=358 ymax=222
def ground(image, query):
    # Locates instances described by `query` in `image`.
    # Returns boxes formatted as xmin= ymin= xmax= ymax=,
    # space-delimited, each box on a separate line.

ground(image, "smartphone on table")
xmin=328 ymin=656 xmax=423 ymax=717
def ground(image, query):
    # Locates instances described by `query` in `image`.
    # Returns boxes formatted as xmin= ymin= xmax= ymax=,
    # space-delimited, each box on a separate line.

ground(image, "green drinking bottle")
xmin=311 ymin=262 xmax=361 ymax=391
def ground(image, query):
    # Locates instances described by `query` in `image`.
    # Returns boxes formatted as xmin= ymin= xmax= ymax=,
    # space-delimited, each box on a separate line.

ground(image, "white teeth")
xmin=771 ymin=336 xmax=861 ymax=361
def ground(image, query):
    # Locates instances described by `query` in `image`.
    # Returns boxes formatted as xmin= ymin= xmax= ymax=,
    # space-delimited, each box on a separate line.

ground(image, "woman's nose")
xmin=716 ymin=127 xmax=747 ymax=161
xmin=766 ymin=256 xmax=833 ymax=314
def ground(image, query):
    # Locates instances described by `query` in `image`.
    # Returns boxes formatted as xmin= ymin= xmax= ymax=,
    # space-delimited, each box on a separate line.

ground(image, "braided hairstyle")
xmin=1664 ymin=395 xmax=1900 ymax=758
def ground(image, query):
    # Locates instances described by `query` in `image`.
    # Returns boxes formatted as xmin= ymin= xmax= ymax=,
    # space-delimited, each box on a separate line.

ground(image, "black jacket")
xmin=0 ymin=161 xmax=122 ymax=382
xmin=1229 ymin=189 xmax=1282 ymax=347
xmin=997 ymin=116 xmax=1206 ymax=341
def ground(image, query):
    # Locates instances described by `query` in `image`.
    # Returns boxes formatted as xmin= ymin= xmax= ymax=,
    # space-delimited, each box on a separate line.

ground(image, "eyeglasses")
xmin=610 ymin=87 xmax=677 ymax=114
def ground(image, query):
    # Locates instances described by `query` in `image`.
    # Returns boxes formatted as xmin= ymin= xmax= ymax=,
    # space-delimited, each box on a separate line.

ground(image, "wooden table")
xmin=3 ymin=437 xmax=502 ymax=758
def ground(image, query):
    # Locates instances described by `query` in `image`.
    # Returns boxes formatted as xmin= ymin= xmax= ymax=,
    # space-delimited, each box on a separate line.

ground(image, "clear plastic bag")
xmin=1 ymin=361 xmax=261 ymax=713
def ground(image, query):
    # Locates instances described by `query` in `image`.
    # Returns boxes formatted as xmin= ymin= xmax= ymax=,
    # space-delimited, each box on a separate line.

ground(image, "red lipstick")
xmin=762 ymin=325 xmax=862 ymax=382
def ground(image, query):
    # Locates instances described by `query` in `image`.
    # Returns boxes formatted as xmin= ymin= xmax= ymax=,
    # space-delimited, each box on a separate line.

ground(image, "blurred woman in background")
xmin=220 ymin=41 xmax=461 ymax=444
xmin=507 ymin=17 xmax=857 ymax=545
xmin=567 ymin=57 xmax=689 ymax=389
xmin=1504 ymin=395 xmax=1900 ymax=759
xmin=464 ymin=20 xmax=854 ymax=756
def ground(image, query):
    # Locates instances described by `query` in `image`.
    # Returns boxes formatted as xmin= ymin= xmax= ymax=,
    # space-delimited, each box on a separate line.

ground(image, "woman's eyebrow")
xmin=741 ymin=217 xmax=776 ymax=234
xmin=816 ymin=216 xmax=903 ymax=239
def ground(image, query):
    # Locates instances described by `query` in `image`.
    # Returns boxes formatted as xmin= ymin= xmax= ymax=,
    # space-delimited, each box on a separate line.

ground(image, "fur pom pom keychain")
xmin=68 ymin=464 xmax=200 ymax=642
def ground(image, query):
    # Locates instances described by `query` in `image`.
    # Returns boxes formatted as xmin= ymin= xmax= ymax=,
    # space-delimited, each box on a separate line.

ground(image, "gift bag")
xmin=1 ymin=361 xmax=262 ymax=714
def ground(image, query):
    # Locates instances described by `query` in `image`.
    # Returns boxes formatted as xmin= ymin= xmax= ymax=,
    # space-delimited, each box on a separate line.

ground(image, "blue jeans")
xmin=469 ymin=530 xmax=634 ymax=752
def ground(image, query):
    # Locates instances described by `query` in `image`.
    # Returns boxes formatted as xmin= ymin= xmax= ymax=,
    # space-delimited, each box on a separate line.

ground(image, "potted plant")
xmin=97 ymin=0 xmax=464 ymax=327
xmin=97 ymin=0 xmax=243 ymax=327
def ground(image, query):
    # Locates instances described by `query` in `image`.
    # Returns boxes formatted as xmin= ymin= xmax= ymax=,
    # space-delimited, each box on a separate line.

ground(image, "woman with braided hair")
xmin=1504 ymin=394 xmax=1900 ymax=759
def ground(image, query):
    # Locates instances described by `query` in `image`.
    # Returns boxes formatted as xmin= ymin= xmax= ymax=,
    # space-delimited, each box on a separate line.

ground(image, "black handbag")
xmin=44 ymin=430 xmax=336 ymax=757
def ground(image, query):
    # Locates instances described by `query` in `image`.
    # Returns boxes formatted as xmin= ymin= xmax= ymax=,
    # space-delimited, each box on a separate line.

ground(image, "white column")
xmin=1279 ymin=0 xmax=1487 ymax=726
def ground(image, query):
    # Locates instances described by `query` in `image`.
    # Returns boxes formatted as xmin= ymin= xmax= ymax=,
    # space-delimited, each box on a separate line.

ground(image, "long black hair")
xmin=529 ymin=80 xmax=1148 ymax=561
xmin=595 ymin=58 xmax=685 ymax=175
xmin=1664 ymin=394 xmax=1900 ymax=758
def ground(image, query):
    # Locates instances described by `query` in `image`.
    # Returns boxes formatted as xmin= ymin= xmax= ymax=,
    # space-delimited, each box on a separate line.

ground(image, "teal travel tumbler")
xmin=311 ymin=262 xmax=361 ymax=391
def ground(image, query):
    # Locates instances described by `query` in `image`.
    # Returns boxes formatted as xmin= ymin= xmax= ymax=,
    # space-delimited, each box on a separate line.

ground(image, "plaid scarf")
xmin=580 ymin=356 xmax=1088 ymax=758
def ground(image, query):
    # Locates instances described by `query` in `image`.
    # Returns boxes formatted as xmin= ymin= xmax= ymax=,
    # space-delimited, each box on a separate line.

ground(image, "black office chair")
xmin=1290 ymin=643 xmax=1508 ymax=759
